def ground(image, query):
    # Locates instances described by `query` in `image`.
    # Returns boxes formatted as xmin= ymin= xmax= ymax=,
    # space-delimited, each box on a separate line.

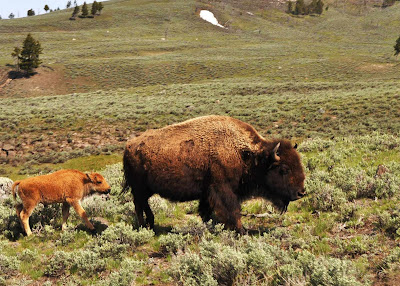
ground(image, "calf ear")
xmin=85 ymin=173 xmax=94 ymax=183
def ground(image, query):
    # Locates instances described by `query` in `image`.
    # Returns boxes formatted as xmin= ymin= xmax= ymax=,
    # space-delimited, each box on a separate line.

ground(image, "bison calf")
xmin=122 ymin=115 xmax=306 ymax=233
xmin=12 ymin=169 xmax=111 ymax=236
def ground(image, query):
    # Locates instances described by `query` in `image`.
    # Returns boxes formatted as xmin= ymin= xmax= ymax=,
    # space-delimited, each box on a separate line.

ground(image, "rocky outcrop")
xmin=0 ymin=177 xmax=13 ymax=200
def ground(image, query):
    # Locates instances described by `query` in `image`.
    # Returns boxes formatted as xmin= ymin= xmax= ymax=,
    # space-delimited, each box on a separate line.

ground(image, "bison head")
xmin=85 ymin=173 xmax=111 ymax=195
xmin=259 ymin=140 xmax=305 ymax=213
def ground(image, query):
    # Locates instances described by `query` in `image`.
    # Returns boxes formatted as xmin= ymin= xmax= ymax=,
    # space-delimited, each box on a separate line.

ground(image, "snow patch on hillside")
xmin=199 ymin=10 xmax=225 ymax=28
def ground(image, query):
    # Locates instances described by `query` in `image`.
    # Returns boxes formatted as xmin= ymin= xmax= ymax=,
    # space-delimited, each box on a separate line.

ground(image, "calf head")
xmin=85 ymin=173 xmax=111 ymax=195
xmin=260 ymin=140 xmax=306 ymax=213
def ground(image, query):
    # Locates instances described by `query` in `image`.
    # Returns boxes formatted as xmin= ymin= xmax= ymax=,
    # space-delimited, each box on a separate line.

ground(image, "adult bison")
xmin=12 ymin=169 xmax=111 ymax=236
xmin=122 ymin=115 xmax=305 ymax=233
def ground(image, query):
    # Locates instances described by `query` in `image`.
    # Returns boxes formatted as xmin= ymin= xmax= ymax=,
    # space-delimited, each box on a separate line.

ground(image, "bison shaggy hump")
xmin=122 ymin=115 xmax=305 ymax=233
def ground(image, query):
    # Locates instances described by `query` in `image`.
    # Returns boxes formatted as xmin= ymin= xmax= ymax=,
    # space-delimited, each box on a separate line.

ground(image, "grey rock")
xmin=0 ymin=177 xmax=14 ymax=200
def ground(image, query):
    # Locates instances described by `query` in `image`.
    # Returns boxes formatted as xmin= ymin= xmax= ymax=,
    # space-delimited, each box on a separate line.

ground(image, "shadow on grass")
xmin=76 ymin=219 xmax=109 ymax=235
xmin=7 ymin=69 xmax=37 ymax=79
xmin=153 ymin=224 xmax=173 ymax=235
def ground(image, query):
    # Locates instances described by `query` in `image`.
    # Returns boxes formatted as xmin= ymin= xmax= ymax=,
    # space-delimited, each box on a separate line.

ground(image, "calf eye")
xmin=96 ymin=181 xmax=102 ymax=185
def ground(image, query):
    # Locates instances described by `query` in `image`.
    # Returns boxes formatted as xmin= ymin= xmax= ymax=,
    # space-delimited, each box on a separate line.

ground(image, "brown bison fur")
xmin=122 ymin=115 xmax=305 ymax=234
xmin=12 ymin=169 xmax=111 ymax=236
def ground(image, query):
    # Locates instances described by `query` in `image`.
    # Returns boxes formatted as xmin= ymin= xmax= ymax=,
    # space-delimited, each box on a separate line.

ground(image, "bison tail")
xmin=121 ymin=149 xmax=132 ymax=195
xmin=11 ymin=181 xmax=20 ymax=200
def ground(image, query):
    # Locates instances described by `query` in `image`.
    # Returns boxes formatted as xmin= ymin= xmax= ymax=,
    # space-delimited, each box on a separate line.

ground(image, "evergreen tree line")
xmin=70 ymin=1 xmax=104 ymax=20
xmin=287 ymin=0 xmax=324 ymax=16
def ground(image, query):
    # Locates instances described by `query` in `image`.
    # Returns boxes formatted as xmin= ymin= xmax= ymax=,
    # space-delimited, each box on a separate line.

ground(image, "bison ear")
xmin=272 ymin=142 xmax=281 ymax=162
xmin=85 ymin=173 xmax=94 ymax=183
xmin=294 ymin=143 xmax=298 ymax=149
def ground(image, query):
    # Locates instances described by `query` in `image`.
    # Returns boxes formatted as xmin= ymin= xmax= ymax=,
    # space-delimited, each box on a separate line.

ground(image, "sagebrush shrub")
xmin=98 ymin=258 xmax=142 ymax=286
xmin=375 ymin=206 xmax=400 ymax=238
xmin=0 ymin=254 xmax=20 ymax=278
xmin=19 ymin=249 xmax=38 ymax=263
xmin=100 ymin=222 xmax=154 ymax=246
xmin=159 ymin=233 xmax=191 ymax=254
xmin=44 ymin=251 xmax=72 ymax=277
xmin=72 ymin=250 xmax=106 ymax=277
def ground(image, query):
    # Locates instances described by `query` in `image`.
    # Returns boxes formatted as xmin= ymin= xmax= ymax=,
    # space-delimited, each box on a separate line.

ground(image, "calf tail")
xmin=11 ymin=181 xmax=20 ymax=200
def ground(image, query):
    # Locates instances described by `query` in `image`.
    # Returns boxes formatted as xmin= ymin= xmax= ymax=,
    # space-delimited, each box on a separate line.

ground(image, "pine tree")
xmin=9 ymin=13 xmax=15 ymax=19
xmin=394 ymin=36 xmax=400 ymax=56
xmin=19 ymin=34 xmax=43 ymax=75
xmin=72 ymin=5 xmax=80 ymax=17
xmin=287 ymin=1 xmax=294 ymax=14
xmin=81 ymin=2 xmax=89 ymax=17
xmin=97 ymin=2 xmax=104 ymax=15
xmin=308 ymin=0 xmax=317 ymax=14
xmin=27 ymin=9 xmax=35 ymax=17
xmin=316 ymin=0 xmax=324 ymax=14
xmin=67 ymin=1 xmax=72 ymax=9
xmin=294 ymin=0 xmax=305 ymax=15
xmin=44 ymin=5 xmax=50 ymax=13
xmin=91 ymin=1 xmax=98 ymax=16
xmin=11 ymin=47 xmax=21 ymax=72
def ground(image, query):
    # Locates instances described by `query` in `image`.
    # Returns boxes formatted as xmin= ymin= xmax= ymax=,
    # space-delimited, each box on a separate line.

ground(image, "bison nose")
xmin=105 ymin=189 xmax=111 ymax=194
xmin=297 ymin=189 xmax=306 ymax=198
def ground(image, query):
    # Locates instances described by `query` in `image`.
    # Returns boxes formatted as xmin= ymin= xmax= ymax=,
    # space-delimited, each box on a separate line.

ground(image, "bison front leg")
xmin=62 ymin=202 xmax=70 ymax=231
xmin=199 ymin=198 xmax=212 ymax=223
xmin=208 ymin=184 xmax=244 ymax=234
xmin=69 ymin=200 xmax=95 ymax=231
xmin=134 ymin=196 xmax=154 ymax=229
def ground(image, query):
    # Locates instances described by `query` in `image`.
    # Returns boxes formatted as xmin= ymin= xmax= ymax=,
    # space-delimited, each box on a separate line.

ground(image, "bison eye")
xmin=96 ymin=181 xmax=102 ymax=185
xmin=280 ymin=166 xmax=290 ymax=175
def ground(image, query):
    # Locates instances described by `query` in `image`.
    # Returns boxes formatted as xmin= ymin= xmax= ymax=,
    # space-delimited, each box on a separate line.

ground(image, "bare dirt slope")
xmin=0 ymin=66 xmax=95 ymax=98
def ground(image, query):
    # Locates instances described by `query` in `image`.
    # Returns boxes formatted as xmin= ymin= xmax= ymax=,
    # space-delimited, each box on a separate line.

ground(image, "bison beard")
xmin=122 ymin=115 xmax=305 ymax=233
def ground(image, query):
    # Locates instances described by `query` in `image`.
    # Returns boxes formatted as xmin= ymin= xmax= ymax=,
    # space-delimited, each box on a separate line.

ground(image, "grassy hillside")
xmin=0 ymin=0 xmax=400 ymax=285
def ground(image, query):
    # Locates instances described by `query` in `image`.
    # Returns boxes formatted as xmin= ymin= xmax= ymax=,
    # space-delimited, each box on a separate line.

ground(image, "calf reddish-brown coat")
xmin=123 ymin=115 xmax=306 ymax=233
xmin=12 ymin=169 xmax=111 ymax=236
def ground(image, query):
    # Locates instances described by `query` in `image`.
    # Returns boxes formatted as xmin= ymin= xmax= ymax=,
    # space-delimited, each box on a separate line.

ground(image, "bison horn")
xmin=294 ymin=143 xmax=298 ymax=149
xmin=272 ymin=142 xmax=280 ymax=161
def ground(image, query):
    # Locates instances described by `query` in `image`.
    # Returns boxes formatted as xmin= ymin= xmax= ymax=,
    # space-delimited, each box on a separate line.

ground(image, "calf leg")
xmin=208 ymin=184 xmax=244 ymax=234
xmin=15 ymin=204 xmax=24 ymax=230
xmin=69 ymin=200 xmax=94 ymax=230
xmin=20 ymin=203 xmax=36 ymax=236
xmin=62 ymin=202 xmax=70 ymax=231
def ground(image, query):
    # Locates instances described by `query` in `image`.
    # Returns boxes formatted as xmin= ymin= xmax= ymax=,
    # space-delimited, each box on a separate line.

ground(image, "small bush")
xmin=98 ymin=258 xmax=142 ymax=286
xmin=375 ymin=207 xmax=400 ymax=238
xmin=100 ymin=222 xmax=154 ymax=246
xmin=72 ymin=250 xmax=106 ymax=277
xmin=19 ymin=249 xmax=38 ymax=263
xmin=159 ymin=233 xmax=191 ymax=254
xmin=0 ymin=254 xmax=20 ymax=278
xmin=44 ymin=251 xmax=72 ymax=277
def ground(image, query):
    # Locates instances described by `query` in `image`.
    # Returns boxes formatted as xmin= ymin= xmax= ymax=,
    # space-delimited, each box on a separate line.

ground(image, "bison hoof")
xmin=237 ymin=227 xmax=246 ymax=235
